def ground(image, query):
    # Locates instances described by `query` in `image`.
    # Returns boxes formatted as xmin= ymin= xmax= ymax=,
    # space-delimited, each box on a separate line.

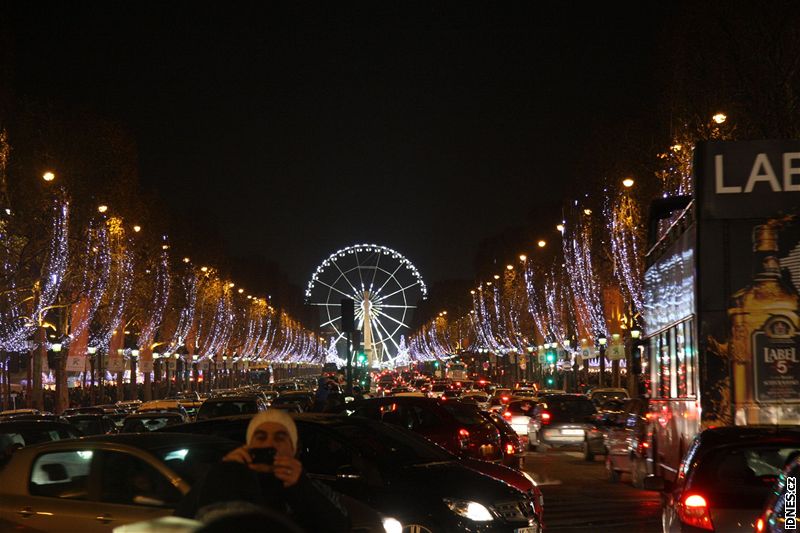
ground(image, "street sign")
xmin=107 ymin=355 xmax=124 ymax=373
xmin=66 ymin=355 xmax=86 ymax=372
xmin=139 ymin=359 xmax=154 ymax=373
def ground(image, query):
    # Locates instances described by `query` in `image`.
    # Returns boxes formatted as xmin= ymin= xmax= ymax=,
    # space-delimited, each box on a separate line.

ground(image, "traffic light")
xmin=546 ymin=376 xmax=554 ymax=386
xmin=545 ymin=350 xmax=556 ymax=364
xmin=433 ymin=361 xmax=440 ymax=368
xmin=357 ymin=352 xmax=367 ymax=366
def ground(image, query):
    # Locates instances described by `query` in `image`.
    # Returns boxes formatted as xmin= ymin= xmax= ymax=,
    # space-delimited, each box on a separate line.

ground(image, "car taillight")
xmin=676 ymin=494 xmax=714 ymax=531
xmin=458 ymin=428 xmax=470 ymax=450
xmin=505 ymin=443 xmax=515 ymax=455
xmin=540 ymin=411 xmax=551 ymax=425
xmin=756 ymin=517 xmax=764 ymax=532
xmin=502 ymin=410 xmax=512 ymax=420
xmin=501 ymin=396 xmax=510 ymax=402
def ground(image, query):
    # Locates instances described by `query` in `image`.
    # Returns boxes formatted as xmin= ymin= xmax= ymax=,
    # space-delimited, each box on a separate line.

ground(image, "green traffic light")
xmin=546 ymin=378 xmax=554 ymax=385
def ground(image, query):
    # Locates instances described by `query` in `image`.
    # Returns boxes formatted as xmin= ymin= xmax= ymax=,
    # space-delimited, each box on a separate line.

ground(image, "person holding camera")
xmin=176 ymin=410 xmax=350 ymax=532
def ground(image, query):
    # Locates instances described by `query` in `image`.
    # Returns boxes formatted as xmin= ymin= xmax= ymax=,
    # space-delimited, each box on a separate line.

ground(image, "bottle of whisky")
xmin=728 ymin=222 xmax=800 ymax=424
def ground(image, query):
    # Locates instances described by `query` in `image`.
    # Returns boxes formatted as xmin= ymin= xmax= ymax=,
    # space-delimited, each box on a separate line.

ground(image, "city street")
xmin=524 ymin=449 xmax=661 ymax=532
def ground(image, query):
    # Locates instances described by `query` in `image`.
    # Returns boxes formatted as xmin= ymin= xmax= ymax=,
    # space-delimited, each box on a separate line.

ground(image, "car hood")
xmin=396 ymin=460 xmax=525 ymax=503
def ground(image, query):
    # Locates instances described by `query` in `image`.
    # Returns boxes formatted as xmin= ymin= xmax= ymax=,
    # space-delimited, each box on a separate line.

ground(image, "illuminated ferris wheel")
xmin=305 ymin=244 xmax=427 ymax=367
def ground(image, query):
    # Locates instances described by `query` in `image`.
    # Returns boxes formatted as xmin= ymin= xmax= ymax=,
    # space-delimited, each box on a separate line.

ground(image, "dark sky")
xmin=6 ymin=3 xmax=661 ymax=286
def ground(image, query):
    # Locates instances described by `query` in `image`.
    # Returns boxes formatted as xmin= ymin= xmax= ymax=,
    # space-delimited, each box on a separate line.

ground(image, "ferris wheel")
xmin=306 ymin=244 xmax=427 ymax=367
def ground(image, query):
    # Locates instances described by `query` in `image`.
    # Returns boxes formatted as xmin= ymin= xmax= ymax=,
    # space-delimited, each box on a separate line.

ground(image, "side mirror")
xmin=336 ymin=465 xmax=361 ymax=480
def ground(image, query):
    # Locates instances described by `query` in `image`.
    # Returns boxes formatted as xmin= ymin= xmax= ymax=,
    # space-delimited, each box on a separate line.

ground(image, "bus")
xmin=447 ymin=362 xmax=468 ymax=381
xmin=642 ymin=140 xmax=800 ymax=482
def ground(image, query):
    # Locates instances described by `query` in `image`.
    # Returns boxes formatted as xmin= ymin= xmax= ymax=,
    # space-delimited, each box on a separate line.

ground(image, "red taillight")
xmin=458 ymin=428 xmax=470 ymax=450
xmin=501 ymin=396 xmax=510 ymax=402
xmin=540 ymin=411 xmax=551 ymax=425
xmin=756 ymin=517 xmax=764 ymax=532
xmin=502 ymin=410 xmax=512 ymax=420
xmin=676 ymin=494 xmax=714 ymax=531
xmin=505 ymin=443 xmax=515 ymax=455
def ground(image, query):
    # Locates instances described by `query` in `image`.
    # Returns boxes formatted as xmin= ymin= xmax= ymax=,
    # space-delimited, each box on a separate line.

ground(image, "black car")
xmin=195 ymin=395 xmax=267 ymax=420
xmin=527 ymin=394 xmax=603 ymax=456
xmin=604 ymin=397 xmax=651 ymax=485
xmin=757 ymin=451 xmax=800 ymax=532
xmin=0 ymin=420 xmax=80 ymax=450
xmin=482 ymin=410 xmax=524 ymax=469
xmin=64 ymin=414 xmax=118 ymax=436
xmin=648 ymin=426 xmax=800 ymax=532
xmin=121 ymin=412 xmax=187 ymax=433
xmin=165 ymin=414 xmax=542 ymax=532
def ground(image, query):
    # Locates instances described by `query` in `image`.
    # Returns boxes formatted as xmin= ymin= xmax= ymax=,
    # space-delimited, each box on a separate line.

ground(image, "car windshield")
xmin=197 ymin=400 xmax=257 ymax=420
xmin=0 ymin=426 xmax=78 ymax=447
xmin=153 ymin=442 xmax=236 ymax=484
xmin=507 ymin=400 xmax=536 ymax=415
xmin=330 ymin=422 xmax=454 ymax=466
xmin=691 ymin=444 xmax=800 ymax=508
xmin=440 ymin=403 xmax=485 ymax=426
xmin=542 ymin=398 xmax=596 ymax=419
xmin=122 ymin=416 xmax=181 ymax=432
xmin=69 ymin=418 xmax=105 ymax=435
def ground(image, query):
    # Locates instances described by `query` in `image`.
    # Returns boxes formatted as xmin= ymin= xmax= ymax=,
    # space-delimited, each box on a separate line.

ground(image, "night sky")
xmin=6 ymin=3 xmax=662 ymax=286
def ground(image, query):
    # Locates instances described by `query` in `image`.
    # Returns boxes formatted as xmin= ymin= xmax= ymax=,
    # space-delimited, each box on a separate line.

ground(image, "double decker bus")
xmin=643 ymin=140 xmax=800 ymax=482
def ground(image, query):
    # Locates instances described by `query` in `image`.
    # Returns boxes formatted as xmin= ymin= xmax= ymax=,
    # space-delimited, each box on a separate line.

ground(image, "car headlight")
xmin=443 ymin=498 xmax=494 ymax=522
xmin=382 ymin=517 xmax=402 ymax=533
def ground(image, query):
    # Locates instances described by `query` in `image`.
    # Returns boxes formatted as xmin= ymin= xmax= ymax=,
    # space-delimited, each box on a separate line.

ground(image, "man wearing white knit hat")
xmin=176 ymin=410 xmax=350 ymax=532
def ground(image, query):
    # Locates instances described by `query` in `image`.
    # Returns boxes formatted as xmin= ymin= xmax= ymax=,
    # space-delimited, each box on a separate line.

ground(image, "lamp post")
xmin=88 ymin=347 xmax=98 ymax=404
xmin=130 ymin=349 xmax=139 ymax=401
xmin=628 ymin=324 xmax=643 ymax=398
xmin=597 ymin=334 xmax=607 ymax=388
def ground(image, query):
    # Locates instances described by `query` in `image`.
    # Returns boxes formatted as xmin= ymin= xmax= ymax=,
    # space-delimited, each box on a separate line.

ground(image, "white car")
xmin=502 ymin=399 xmax=537 ymax=439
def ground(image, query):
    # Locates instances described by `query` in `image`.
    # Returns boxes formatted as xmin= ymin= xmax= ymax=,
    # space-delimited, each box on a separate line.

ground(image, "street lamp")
xmin=622 ymin=177 xmax=635 ymax=188
xmin=97 ymin=205 xmax=108 ymax=214
xmin=712 ymin=112 xmax=727 ymax=124
xmin=537 ymin=240 xmax=546 ymax=248
xmin=42 ymin=171 xmax=55 ymax=182
xmin=597 ymin=334 xmax=607 ymax=388
xmin=556 ymin=224 xmax=564 ymax=233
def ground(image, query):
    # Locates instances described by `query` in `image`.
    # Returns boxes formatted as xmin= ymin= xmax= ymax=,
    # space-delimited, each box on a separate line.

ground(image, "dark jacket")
xmin=176 ymin=461 xmax=350 ymax=532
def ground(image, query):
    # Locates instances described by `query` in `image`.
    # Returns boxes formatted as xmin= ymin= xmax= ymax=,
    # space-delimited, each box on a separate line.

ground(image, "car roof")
xmin=125 ymin=412 xmax=184 ymax=418
xmin=696 ymin=425 xmax=800 ymax=448
xmin=77 ymin=431 xmax=236 ymax=448
xmin=205 ymin=395 xmax=260 ymax=401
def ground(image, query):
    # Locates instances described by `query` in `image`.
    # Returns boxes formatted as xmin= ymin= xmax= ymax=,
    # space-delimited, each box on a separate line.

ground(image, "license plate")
xmin=515 ymin=527 xmax=538 ymax=533
xmin=561 ymin=429 xmax=584 ymax=435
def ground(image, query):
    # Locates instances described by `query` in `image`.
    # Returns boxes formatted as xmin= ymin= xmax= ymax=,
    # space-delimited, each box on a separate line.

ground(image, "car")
xmin=502 ymin=399 xmax=538 ymax=441
xmin=0 ymin=432 xmax=237 ymax=532
xmin=166 ymin=413 xmax=543 ymax=531
xmin=428 ymin=383 xmax=448 ymax=399
xmin=461 ymin=392 xmax=491 ymax=411
xmin=756 ymin=450 xmax=800 ymax=532
xmin=647 ymin=426 xmax=800 ymax=533
xmin=514 ymin=381 xmax=537 ymax=391
xmin=604 ymin=397 xmax=652 ymax=485
xmin=0 ymin=408 xmax=41 ymax=418
xmin=0 ymin=420 xmax=81 ymax=461
xmin=63 ymin=407 xmax=106 ymax=416
xmin=587 ymin=387 xmax=630 ymax=409
xmin=115 ymin=400 xmax=142 ymax=413
xmin=532 ymin=389 xmax=567 ymax=400
xmin=64 ymin=414 xmax=118 ymax=436
xmin=348 ymin=397 xmax=502 ymax=462
xmin=441 ymin=385 xmax=464 ymax=401
xmin=527 ymin=394 xmax=603 ymax=455
xmin=137 ymin=400 xmax=189 ymax=419
xmin=482 ymin=410 xmax=524 ymax=469
xmin=121 ymin=412 xmax=188 ymax=433
xmin=195 ymin=395 xmax=267 ymax=420
xmin=271 ymin=380 xmax=300 ymax=393
xmin=272 ymin=390 xmax=315 ymax=412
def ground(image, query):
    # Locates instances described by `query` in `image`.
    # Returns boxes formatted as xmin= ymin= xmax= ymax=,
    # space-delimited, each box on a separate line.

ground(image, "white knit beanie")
xmin=246 ymin=410 xmax=298 ymax=452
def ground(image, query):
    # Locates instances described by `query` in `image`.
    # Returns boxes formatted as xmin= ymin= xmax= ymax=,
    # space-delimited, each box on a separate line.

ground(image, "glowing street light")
xmin=556 ymin=223 xmax=565 ymax=233
xmin=712 ymin=112 xmax=727 ymax=124
xmin=98 ymin=205 xmax=108 ymax=214
xmin=200 ymin=266 xmax=208 ymax=272
xmin=583 ymin=208 xmax=592 ymax=216
xmin=622 ymin=177 xmax=635 ymax=188
xmin=519 ymin=254 xmax=527 ymax=262
xmin=237 ymin=288 xmax=244 ymax=294
xmin=42 ymin=171 xmax=55 ymax=182
xmin=183 ymin=257 xmax=191 ymax=263
xmin=537 ymin=240 xmax=546 ymax=248
xmin=493 ymin=274 xmax=500 ymax=280
xmin=133 ymin=225 xmax=142 ymax=233
xmin=506 ymin=264 xmax=514 ymax=270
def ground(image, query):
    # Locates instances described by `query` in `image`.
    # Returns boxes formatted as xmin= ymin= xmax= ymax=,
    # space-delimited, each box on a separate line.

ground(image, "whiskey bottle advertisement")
xmin=728 ymin=220 xmax=800 ymax=415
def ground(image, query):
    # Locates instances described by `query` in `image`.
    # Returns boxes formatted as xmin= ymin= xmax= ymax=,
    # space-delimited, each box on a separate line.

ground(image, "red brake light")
xmin=501 ymin=396 xmax=510 ymax=402
xmin=502 ymin=410 xmax=512 ymax=420
xmin=541 ymin=411 xmax=551 ymax=425
xmin=756 ymin=517 xmax=764 ymax=533
xmin=677 ymin=494 xmax=714 ymax=531
xmin=505 ymin=443 xmax=515 ymax=455
xmin=457 ymin=428 xmax=470 ymax=450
